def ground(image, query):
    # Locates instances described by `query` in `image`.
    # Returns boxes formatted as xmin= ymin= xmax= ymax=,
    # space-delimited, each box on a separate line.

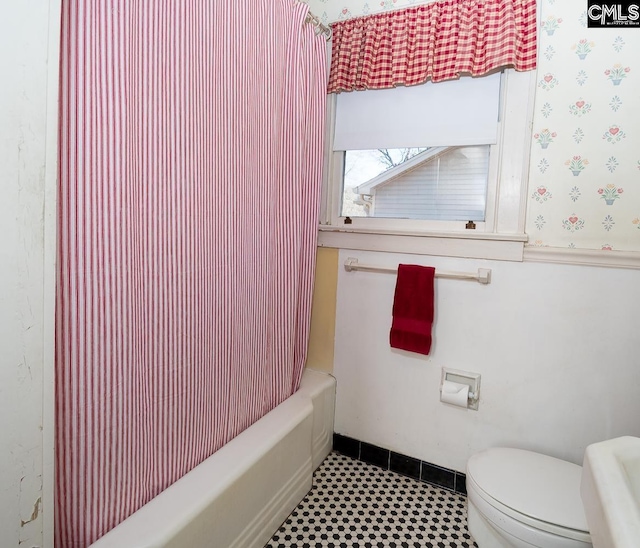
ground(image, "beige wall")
xmin=306 ymin=247 xmax=339 ymax=373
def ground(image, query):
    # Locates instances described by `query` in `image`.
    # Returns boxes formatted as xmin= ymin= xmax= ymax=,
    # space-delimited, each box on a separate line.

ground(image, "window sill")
xmin=317 ymin=225 xmax=527 ymax=261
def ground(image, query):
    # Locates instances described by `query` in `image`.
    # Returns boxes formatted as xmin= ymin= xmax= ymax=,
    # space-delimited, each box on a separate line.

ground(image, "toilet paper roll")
xmin=440 ymin=380 xmax=469 ymax=408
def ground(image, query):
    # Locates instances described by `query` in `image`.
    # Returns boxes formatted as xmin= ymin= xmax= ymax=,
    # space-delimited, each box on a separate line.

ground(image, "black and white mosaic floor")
xmin=265 ymin=452 xmax=477 ymax=548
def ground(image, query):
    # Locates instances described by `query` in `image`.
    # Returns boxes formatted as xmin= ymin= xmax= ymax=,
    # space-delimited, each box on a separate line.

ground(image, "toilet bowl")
xmin=466 ymin=448 xmax=592 ymax=548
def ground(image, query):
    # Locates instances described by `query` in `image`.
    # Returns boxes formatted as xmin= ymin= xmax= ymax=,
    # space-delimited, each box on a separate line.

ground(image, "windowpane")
xmin=341 ymin=146 xmax=490 ymax=221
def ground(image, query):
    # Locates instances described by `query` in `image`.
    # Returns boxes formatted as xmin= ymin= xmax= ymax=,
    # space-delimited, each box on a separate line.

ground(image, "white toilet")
xmin=466 ymin=447 xmax=592 ymax=548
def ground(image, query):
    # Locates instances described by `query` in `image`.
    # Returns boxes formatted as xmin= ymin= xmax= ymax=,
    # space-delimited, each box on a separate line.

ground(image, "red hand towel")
xmin=390 ymin=264 xmax=435 ymax=355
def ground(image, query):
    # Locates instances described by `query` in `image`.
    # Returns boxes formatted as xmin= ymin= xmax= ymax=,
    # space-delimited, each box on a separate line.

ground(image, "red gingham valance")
xmin=327 ymin=0 xmax=537 ymax=93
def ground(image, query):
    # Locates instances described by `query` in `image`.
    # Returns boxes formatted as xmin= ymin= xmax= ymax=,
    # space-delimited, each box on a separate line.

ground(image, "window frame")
xmin=318 ymin=69 xmax=537 ymax=261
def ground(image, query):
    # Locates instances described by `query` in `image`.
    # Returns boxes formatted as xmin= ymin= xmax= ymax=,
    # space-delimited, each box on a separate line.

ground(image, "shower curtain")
xmin=55 ymin=1 xmax=327 ymax=545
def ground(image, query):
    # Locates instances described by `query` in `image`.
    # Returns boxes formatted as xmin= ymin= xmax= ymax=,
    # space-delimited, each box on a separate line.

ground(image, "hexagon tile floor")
xmin=264 ymin=452 xmax=478 ymax=548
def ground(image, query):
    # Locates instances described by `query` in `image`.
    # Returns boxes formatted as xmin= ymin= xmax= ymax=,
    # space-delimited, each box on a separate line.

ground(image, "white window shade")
xmin=333 ymin=72 xmax=501 ymax=151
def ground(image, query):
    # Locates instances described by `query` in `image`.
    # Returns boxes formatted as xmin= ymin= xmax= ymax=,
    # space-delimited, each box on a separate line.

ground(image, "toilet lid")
xmin=467 ymin=448 xmax=589 ymax=533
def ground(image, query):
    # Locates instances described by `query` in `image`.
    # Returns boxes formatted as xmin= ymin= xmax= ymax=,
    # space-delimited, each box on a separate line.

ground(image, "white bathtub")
xmin=91 ymin=368 xmax=336 ymax=548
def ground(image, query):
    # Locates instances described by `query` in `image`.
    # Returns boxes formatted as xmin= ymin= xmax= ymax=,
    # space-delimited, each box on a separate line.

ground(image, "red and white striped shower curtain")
xmin=55 ymin=1 xmax=327 ymax=545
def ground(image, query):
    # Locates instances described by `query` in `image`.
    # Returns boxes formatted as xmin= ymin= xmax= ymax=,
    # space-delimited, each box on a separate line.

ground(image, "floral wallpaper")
xmin=527 ymin=0 xmax=640 ymax=252
xmin=303 ymin=0 xmax=424 ymax=23
xmin=305 ymin=0 xmax=640 ymax=252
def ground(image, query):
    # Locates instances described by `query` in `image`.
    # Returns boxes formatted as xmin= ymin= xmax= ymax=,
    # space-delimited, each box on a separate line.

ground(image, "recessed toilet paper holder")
xmin=441 ymin=368 xmax=481 ymax=410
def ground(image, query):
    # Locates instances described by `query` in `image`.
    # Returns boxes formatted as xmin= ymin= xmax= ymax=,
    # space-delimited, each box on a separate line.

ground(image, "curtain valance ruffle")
xmin=327 ymin=0 xmax=537 ymax=93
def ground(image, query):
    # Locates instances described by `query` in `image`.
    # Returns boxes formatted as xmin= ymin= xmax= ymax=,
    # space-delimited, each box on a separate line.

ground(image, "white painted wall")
xmin=0 ymin=2 xmax=58 ymax=546
xmin=334 ymin=249 xmax=640 ymax=472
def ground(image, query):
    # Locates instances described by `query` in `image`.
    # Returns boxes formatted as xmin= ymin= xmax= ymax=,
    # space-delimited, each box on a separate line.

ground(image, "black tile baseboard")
xmin=333 ymin=433 xmax=360 ymax=459
xmin=360 ymin=441 xmax=391 ymax=469
xmin=421 ymin=461 xmax=455 ymax=491
xmin=390 ymin=451 xmax=421 ymax=480
xmin=333 ymin=433 xmax=468 ymax=496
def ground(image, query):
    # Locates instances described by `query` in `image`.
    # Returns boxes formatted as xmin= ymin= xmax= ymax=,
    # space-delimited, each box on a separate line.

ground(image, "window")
xmin=342 ymin=145 xmax=490 ymax=222
xmin=319 ymin=69 xmax=535 ymax=259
